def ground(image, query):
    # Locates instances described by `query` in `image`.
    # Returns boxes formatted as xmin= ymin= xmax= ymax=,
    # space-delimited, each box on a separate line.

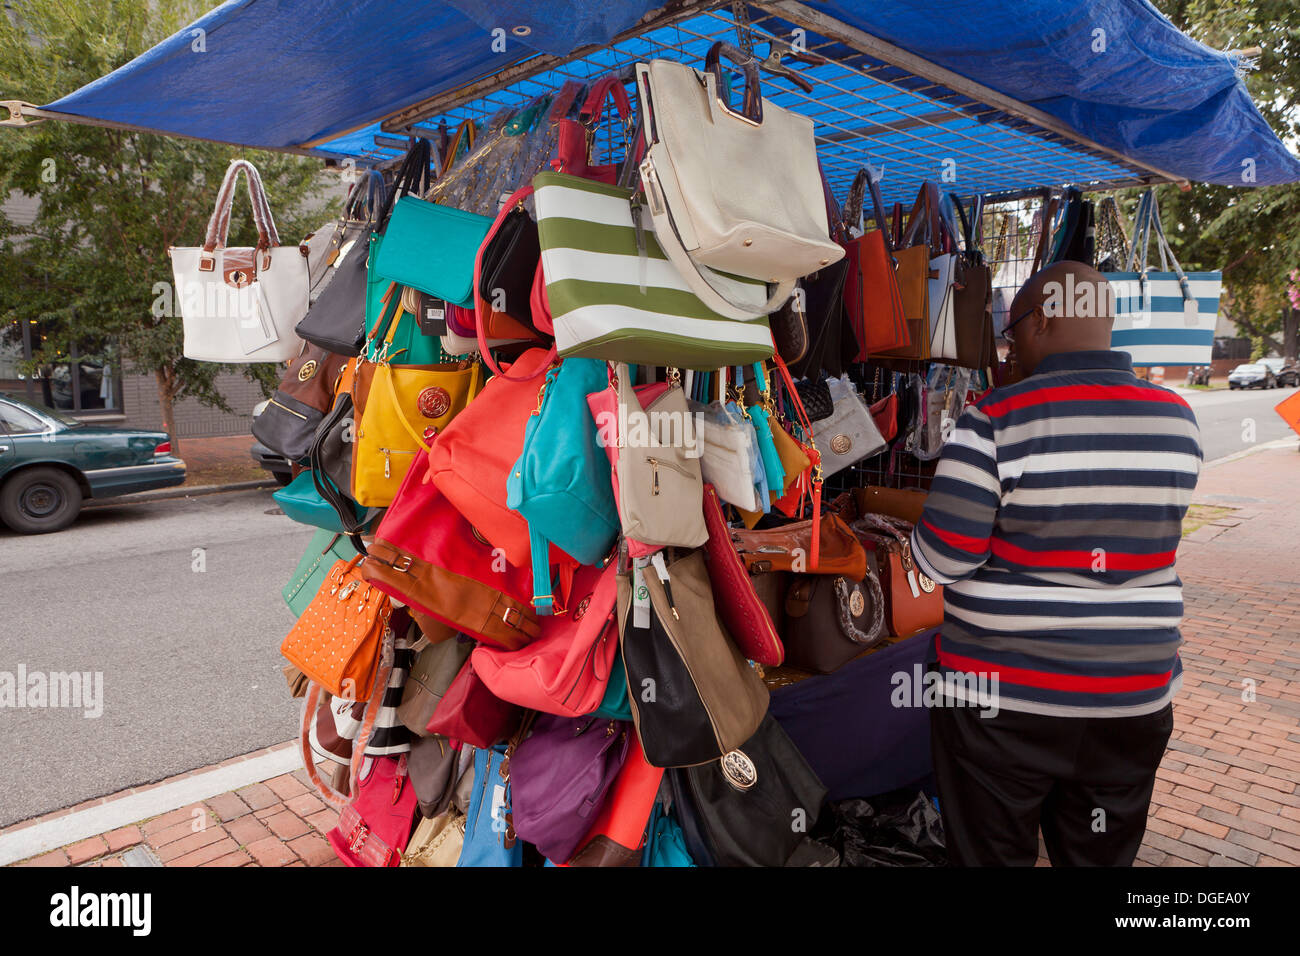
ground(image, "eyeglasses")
xmin=1001 ymin=305 xmax=1038 ymax=344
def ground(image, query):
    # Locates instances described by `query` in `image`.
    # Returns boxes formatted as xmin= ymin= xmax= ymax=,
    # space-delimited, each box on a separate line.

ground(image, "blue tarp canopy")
xmin=36 ymin=0 xmax=1300 ymax=199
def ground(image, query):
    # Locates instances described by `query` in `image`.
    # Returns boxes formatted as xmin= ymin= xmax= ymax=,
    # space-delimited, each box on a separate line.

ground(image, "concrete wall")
xmin=119 ymin=368 xmax=264 ymax=439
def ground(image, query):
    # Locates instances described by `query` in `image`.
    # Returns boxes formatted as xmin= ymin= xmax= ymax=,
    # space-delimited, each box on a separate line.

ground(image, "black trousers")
xmin=929 ymin=700 xmax=1173 ymax=866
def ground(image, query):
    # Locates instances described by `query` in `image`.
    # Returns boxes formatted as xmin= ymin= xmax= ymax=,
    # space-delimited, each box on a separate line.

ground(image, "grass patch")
xmin=1182 ymin=504 xmax=1236 ymax=537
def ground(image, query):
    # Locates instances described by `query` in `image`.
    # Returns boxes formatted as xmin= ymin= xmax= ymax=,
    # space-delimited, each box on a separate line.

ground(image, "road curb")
xmin=84 ymin=479 xmax=278 ymax=508
xmin=1204 ymin=437 xmax=1298 ymax=469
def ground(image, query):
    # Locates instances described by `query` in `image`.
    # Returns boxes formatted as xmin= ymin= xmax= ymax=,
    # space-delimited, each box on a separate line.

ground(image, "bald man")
xmin=911 ymin=261 xmax=1202 ymax=866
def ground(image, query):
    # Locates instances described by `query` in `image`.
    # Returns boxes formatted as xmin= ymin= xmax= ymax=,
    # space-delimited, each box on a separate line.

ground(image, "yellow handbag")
xmin=352 ymin=312 xmax=485 ymax=506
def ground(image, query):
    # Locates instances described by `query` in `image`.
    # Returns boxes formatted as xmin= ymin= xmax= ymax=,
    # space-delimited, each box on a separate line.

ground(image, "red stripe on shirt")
xmin=922 ymin=519 xmax=989 ymax=555
xmin=981 ymin=384 xmax=1187 ymax=418
xmin=991 ymin=537 xmax=1175 ymax=571
xmin=936 ymin=637 xmax=1174 ymax=694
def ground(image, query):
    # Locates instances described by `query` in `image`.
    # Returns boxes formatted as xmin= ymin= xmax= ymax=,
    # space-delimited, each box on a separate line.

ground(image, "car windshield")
xmin=1233 ymin=365 xmax=1263 ymax=373
xmin=0 ymin=394 xmax=81 ymax=428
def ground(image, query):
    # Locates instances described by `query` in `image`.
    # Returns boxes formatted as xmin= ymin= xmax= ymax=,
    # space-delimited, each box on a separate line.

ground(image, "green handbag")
xmin=282 ymin=529 xmax=359 ymax=617
xmin=372 ymin=196 xmax=493 ymax=308
xmin=363 ymin=275 xmax=445 ymax=365
xmin=273 ymin=470 xmax=366 ymax=533
xmin=591 ymin=648 xmax=633 ymax=721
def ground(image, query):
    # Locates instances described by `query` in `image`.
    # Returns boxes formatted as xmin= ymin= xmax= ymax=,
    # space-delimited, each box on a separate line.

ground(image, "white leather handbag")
xmin=928 ymin=253 xmax=959 ymax=362
xmin=170 ymin=159 xmax=308 ymax=363
xmin=634 ymin=43 xmax=844 ymax=321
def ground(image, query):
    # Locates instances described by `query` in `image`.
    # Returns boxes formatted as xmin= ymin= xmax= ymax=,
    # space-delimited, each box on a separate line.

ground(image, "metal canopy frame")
xmin=3 ymin=1 xmax=1179 ymax=203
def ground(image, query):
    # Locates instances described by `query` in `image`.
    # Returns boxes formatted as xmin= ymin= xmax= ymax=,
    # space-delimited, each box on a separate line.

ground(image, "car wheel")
xmin=0 ymin=467 xmax=84 ymax=534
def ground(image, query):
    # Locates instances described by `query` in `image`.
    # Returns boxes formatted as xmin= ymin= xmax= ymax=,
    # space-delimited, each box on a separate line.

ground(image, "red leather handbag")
xmin=553 ymin=75 xmax=633 ymax=183
xmin=361 ymin=448 xmax=540 ymax=650
xmin=425 ymin=656 xmax=521 ymax=749
xmin=699 ymin=484 xmax=784 ymax=667
xmin=326 ymin=754 xmax=419 ymax=867
xmin=471 ymin=561 xmax=620 ymax=717
xmin=428 ymin=347 xmax=560 ymax=569
xmin=564 ymin=733 xmax=664 ymax=867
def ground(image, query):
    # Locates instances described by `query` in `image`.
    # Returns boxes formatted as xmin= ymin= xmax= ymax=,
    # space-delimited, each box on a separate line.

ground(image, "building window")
xmin=1 ymin=320 xmax=121 ymax=415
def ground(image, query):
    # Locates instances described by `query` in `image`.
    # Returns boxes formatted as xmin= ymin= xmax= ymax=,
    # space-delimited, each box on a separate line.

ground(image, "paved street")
xmin=0 ymin=489 xmax=314 ymax=827
xmin=1173 ymin=383 xmax=1299 ymax=462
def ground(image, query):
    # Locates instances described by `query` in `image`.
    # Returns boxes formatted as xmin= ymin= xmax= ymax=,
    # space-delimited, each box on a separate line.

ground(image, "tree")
xmin=1150 ymin=0 xmax=1300 ymax=359
xmin=0 ymin=0 xmax=335 ymax=453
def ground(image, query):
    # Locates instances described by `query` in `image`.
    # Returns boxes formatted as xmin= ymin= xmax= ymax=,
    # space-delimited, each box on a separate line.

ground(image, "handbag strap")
xmin=376 ymin=138 xmax=432 ymax=229
xmin=474 ymin=183 xmax=558 ymax=379
xmin=772 ymin=354 xmax=822 ymax=568
xmin=439 ymin=119 xmax=478 ymax=178
xmin=299 ymin=616 xmax=396 ymax=811
xmin=704 ymin=41 xmax=764 ymax=124
xmin=1031 ymin=193 xmax=1060 ymax=275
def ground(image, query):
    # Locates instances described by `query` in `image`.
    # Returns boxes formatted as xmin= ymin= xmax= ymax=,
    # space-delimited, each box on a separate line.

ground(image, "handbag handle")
xmin=704 ymin=41 xmax=764 ymax=125
xmin=900 ymin=182 xmax=942 ymax=255
xmin=375 ymin=138 xmax=432 ymax=230
xmin=578 ymin=74 xmax=633 ymax=127
xmin=438 ymin=119 xmax=478 ymax=178
xmin=298 ymin=620 xmax=396 ymax=811
xmin=473 ymin=183 xmax=557 ymax=380
xmin=202 ymin=159 xmax=279 ymax=264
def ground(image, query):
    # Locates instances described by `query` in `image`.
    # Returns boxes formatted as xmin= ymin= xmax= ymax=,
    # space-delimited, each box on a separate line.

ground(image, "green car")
xmin=0 ymin=393 xmax=186 ymax=534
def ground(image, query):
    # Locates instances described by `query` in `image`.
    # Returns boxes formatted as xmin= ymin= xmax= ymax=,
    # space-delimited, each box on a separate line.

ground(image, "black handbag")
xmin=309 ymin=391 xmax=374 ymax=553
xmin=251 ymin=344 xmax=347 ymax=461
xmin=669 ymin=714 xmax=828 ymax=867
xmin=294 ymin=171 xmax=387 ymax=355
xmin=783 ymin=571 xmax=886 ymax=674
xmin=793 ymin=378 xmax=834 ymax=422
xmin=477 ymin=201 xmax=542 ymax=334
xmin=787 ymin=258 xmax=852 ymax=380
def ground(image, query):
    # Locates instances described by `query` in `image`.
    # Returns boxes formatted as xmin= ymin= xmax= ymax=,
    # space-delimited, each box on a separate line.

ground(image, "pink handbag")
xmin=326 ymin=754 xmax=419 ymax=867
xmin=471 ymin=562 xmax=619 ymax=717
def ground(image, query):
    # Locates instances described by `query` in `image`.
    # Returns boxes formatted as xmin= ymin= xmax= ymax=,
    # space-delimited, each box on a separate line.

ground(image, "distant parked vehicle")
xmin=1227 ymin=363 xmax=1276 ymax=390
xmin=1258 ymin=357 xmax=1299 ymax=387
xmin=0 ymin=394 xmax=185 ymax=533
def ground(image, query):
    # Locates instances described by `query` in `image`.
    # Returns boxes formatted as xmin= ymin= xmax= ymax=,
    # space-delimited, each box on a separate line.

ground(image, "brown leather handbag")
xmin=251 ymin=343 xmax=349 ymax=461
xmin=852 ymin=485 xmax=928 ymax=525
xmin=397 ymin=637 xmax=474 ymax=737
xmin=280 ymin=555 xmax=392 ymax=701
xmin=850 ymin=513 xmax=943 ymax=638
xmin=731 ymin=512 xmax=866 ymax=579
xmin=876 ymin=183 xmax=941 ymax=361
xmin=783 ymin=569 xmax=886 ymax=674
xmin=949 ymin=193 xmax=996 ymax=370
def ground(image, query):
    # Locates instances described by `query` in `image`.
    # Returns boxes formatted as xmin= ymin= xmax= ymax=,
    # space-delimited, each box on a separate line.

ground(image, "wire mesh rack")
xmin=362 ymin=2 xmax=1162 ymax=207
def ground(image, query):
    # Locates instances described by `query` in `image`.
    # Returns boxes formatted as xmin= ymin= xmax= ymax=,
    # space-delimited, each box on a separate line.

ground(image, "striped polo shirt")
xmin=910 ymin=350 xmax=1202 ymax=717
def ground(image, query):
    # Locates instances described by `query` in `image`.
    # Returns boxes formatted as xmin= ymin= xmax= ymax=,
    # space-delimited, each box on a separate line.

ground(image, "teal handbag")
xmin=273 ymin=470 xmax=367 ymax=533
xmin=372 ymin=196 xmax=493 ymax=309
xmin=591 ymin=648 xmax=632 ymax=721
xmin=281 ymin=529 xmax=359 ymax=617
xmin=741 ymin=364 xmax=785 ymax=497
xmin=363 ymin=281 xmax=445 ymax=365
xmin=727 ymin=399 xmax=769 ymax=512
xmin=641 ymin=803 xmax=696 ymax=867
xmin=507 ymin=358 xmax=620 ymax=614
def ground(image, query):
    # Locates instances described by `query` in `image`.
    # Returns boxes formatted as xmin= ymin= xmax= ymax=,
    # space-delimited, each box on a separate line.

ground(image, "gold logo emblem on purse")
xmin=417 ymin=386 xmax=452 ymax=419
xmin=297 ymin=360 xmax=318 ymax=382
xmin=918 ymin=573 xmax=937 ymax=593
xmin=830 ymin=433 xmax=852 ymax=455
xmin=720 ymin=750 xmax=757 ymax=791
xmin=849 ymin=587 xmax=865 ymax=617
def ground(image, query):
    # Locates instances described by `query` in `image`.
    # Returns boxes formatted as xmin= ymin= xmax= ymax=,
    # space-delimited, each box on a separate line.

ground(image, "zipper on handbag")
xmin=379 ymin=447 xmax=415 ymax=478
xmin=268 ymin=398 xmax=308 ymax=421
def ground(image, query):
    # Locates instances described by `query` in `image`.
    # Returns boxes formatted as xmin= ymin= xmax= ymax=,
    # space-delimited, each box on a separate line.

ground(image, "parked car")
xmin=1258 ymin=357 xmax=1299 ymax=387
xmin=1227 ymin=363 xmax=1276 ymax=389
xmin=0 ymin=393 xmax=185 ymax=533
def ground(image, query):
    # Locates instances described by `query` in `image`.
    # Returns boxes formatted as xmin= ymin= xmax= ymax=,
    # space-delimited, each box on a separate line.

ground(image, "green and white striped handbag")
xmin=533 ymin=170 xmax=773 ymax=370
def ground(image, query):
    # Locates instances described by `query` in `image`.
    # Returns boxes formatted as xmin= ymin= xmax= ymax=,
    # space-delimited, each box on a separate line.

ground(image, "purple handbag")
xmin=510 ymin=714 xmax=631 ymax=863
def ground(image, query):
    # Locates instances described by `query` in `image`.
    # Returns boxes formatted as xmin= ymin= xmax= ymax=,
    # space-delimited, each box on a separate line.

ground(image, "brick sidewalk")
xmin=6 ymin=440 xmax=1299 ymax=868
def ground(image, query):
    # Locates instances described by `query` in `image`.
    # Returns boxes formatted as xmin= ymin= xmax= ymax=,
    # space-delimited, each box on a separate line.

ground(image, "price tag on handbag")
xmin=417 ymin=294 xmax=448 ymax=336
xmin=632 ymin=561 xmax=651 ymax=630
xmin=237 ymin=283 xmax=280 ymax=354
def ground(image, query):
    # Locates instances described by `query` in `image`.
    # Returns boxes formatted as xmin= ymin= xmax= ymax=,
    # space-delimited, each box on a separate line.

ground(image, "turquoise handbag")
xmin=507 ymin=358 xmax=620 ymax=614
xmin=273 ymin=470 xmax=367 ymax=533
xmin=281 ymin=529 xmax=359 ymax=617
xmin=458 ymin=746 xmax=523 ymax=868
xmin=641 ymin=803 xmax=696 ymax=867
xmin=727 ymin=399 xmax=769 ymax=513
xmin=591 ymin=648 xmax=632 ymax=721
xmin=741 ymin=364 xmax=785 ymax=497
xmin=363 ymin=281 xmax=445 ymax=365
xmin=372 ymin=196 xmax=493 ymax=308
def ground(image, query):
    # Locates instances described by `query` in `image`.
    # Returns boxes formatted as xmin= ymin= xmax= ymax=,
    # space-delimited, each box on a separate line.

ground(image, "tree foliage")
xmin=0 ymin=0 xmax=336 ymax=447
xmin=1150 ymin=0 xmax=1300 ymax=356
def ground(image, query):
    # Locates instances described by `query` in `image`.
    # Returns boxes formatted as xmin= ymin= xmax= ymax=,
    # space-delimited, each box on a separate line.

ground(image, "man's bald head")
xmin=1007 ymin=260 xmax=1116 ymax=374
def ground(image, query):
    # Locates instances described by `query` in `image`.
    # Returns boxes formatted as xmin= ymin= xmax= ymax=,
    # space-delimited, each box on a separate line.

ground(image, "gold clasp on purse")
xmin=337 ymin=581 xmax=359 ymax=601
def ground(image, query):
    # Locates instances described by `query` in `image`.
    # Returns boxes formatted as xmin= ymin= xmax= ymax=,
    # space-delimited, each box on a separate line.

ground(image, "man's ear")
xmin=1030 ymin=304 xmax=1050 ymax=336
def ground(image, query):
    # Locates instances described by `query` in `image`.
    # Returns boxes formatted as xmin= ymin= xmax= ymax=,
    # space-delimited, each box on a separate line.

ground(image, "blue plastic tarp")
xmin=41 ymin=0 xmax=1300 ymax=189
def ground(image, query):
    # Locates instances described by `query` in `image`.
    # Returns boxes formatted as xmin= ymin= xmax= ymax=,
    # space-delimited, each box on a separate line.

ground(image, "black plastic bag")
xmin=818 ymin=789 xmax=947 ymax=867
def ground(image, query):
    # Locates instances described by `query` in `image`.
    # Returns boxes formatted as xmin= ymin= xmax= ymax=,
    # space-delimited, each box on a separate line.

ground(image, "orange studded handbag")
xmin=281 ymin=555 xmax=393 ymax=701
